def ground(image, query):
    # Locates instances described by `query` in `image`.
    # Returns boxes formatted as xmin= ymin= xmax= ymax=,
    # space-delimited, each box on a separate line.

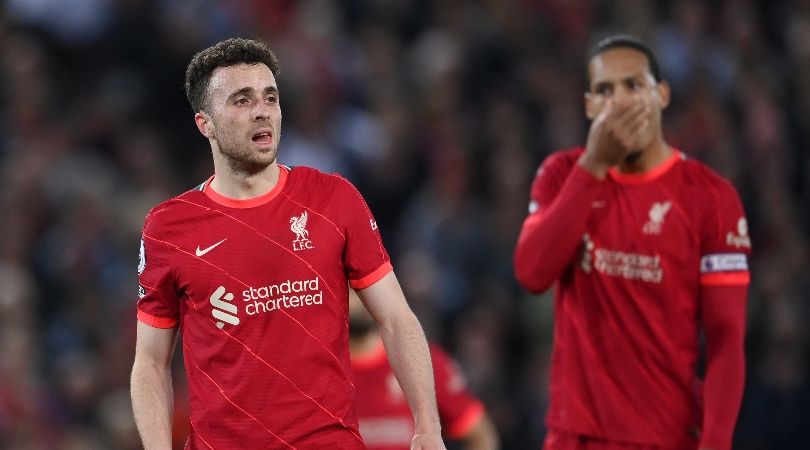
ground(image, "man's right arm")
xmin=131 ymin=321 xmax=178 ymax=450
xmin=515 ymin=99 xmax=644 ymax=293
xmin=513 ymin=156 xmax=604 ymax=294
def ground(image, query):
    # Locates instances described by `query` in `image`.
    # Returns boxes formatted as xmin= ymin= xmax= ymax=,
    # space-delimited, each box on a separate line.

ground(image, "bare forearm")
xmin=379 ymin=310 xmax=441 ymax=435
xmin=131 ymin=362 xmax=174 ymax=450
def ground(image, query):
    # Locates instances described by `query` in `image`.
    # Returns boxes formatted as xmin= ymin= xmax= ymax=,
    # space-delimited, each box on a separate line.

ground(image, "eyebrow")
xmin=226 ymin=86 xmax=279 ymax=101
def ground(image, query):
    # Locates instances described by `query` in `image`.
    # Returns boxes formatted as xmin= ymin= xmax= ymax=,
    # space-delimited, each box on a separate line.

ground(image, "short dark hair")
xmin=587 ymin=34 xmax=662 ymax=84
xmin=184 ymin=37 xmax=280 ymax=112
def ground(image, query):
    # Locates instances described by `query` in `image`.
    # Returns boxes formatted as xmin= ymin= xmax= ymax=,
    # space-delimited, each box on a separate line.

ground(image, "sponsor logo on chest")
xmin=580 ymin=233 xmax=663 ymax=283
xmin=207 ymin=277 xmax=324 ymax=329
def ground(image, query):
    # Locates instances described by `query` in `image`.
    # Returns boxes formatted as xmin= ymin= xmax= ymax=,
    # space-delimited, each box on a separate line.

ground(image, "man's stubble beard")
xmin=215 ymin=124 xmax=281 ymax=176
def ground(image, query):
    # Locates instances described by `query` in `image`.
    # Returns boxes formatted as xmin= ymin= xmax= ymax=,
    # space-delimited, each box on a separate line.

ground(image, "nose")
xmin=612 ymin=86 xmax=637 ymax=107
xmin=252 ymin=101 xmax=271 ymax=121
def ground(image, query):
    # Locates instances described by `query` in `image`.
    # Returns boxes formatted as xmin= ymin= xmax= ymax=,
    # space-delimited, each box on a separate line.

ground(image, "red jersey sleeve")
xmin=333 ymin=177 xmax=392 ymax=289
xmin=430 ymin=345 xmax=485 ymax=439
xmin=136 ymin=209 xmax=181 ymax=328
xmin=698 ymin=177 xmax=751 ymax=286
xmin=514 ymin=148 xmax=604 ymax=293
xmin=528 ymin=150 xmax=577 ymax=214
xmin=697 ymin=174 xmax=750 ymax=450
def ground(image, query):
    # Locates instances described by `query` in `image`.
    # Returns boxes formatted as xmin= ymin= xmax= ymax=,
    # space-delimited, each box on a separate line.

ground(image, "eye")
xmin=595 ymin=85 xmax=612 ymax=96
xmin=265 ymin=95 xmax=278 ymax=104
xmin=235 ymin=97 xmax=249 ymax=106
xmin=627 ymin=79 xmax=642 ymax=91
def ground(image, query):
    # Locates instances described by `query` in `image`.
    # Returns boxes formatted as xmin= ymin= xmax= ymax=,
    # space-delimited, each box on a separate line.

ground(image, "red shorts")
xmin=543 ymin=429 xmax=690 ymax=450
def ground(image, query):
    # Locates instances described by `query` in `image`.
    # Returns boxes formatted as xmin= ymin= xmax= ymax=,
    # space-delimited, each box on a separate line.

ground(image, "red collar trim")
xmin=204 ymin=166 xmax=288 ymax=208
xmin=608 ymin=149 xmax=682 ymax=184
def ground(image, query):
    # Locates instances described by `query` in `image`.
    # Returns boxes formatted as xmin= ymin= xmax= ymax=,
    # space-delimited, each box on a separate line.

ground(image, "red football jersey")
xmin=522 ymin=148 xmax=750 ymax=447
xmin=137 ymin=165 xmax=391 ymax=449
xmin=351 ymin=340 xmax=484 ymax=450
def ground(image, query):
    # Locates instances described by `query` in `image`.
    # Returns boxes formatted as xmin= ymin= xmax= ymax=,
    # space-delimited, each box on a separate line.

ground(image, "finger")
xmin=612 ymin=100 xmax=646 ymax=127
xmin=622 ymin=103 xmax=650 ymax=134
xmin=621 ymin=112 xmax=651 ymax=149
xmin=609 ymin=102 xmax=648 ymax=139
xmin=593 ymin=98 xmax=615 ymax=126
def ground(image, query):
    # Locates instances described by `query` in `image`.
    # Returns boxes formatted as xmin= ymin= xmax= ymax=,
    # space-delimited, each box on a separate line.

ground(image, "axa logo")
xmin=290 ymin=211 xmax=314 ymax=251
xmin=643 ymin=201 xmax=671 ymax=235
xmin=137 ymin=239 xmax=147 ymax=299
xmin=138 ymin=239 xmax=146 ymax=274
xmin=726 ymin=217 xmax=751 ymax=249
xmin=210 ymin=286 xmax=240 ymax=329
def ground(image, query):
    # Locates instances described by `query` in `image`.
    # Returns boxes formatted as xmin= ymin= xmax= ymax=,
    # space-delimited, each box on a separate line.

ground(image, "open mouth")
xmin=252 ymin=131 xmax=273 ymax=144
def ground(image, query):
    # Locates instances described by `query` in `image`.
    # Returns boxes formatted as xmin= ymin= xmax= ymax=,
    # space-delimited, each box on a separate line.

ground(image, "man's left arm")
xmin=356 ymin=271 xmax=446 ymax=450
xmin=698 ymin=283 xmax=748 ymax=450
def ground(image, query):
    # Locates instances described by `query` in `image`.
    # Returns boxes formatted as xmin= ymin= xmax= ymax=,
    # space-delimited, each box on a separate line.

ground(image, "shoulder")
xmin=143 ymin=184 xmax=207 ymax=231
xmin=677 ymin=154 xmax=741 ymax=199
xmin=530 ymin=147 xmax=585 ymax=190
xmin=286 ymin=165 xmax=358 ymax=193
xmin=540 ymin=147 xmax=585 ymax=171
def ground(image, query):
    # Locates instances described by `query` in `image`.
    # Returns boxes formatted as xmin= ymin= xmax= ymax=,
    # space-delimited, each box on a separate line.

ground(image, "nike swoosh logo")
xmin=195 ymin=238 xmax=227 ymax=257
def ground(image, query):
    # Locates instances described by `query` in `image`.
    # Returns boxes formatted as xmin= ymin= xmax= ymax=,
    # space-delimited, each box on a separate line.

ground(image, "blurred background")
xmin=0 ymin=0 xmax=807 ymax=449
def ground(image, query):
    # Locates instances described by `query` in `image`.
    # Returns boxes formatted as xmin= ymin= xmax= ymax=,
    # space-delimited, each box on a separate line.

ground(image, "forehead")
xmin=208 ymin=63 xmax=277 ymax=96
xmin=588 ymin=47 xmax=651 ymax=85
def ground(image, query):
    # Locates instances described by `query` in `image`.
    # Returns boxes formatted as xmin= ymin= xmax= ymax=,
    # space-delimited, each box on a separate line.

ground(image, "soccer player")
xmin=130 ymin=38 xmax=445 ymax=449
xmin=348 ymin=289 xmax=500 ymax=450
xmin=514 ymin=35 xmax=751 ymax=450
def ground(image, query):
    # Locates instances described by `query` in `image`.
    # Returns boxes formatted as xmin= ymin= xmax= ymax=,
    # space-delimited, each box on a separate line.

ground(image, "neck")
xmin=211 ymin=153 xmax=280 ymax=199
xmin=616 ymin=137 xmax=671 ymax=174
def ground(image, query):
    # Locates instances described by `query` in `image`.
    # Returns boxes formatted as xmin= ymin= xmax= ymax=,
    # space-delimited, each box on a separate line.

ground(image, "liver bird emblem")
xmin=643 ymin=201 xmax=672 ymax=235
xmin=290 ymin=211 xmax=309 ymax=241
xmin=649 ymin=201 xmax=671 ymax=224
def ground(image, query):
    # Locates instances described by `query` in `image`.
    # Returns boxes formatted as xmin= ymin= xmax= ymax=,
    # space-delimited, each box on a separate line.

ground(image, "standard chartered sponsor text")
xmin=594 ymin=248 xmax=663 ymax=283
xmin=243 ymin=277 xmax=323 ymax=315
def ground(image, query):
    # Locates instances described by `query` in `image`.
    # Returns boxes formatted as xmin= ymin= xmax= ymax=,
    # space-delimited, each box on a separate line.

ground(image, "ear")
xmin=194 ymin=112 xmax=215 ymax=139
xmin=584 ymin=92 xmax=597 ymax=120
xmin=656 ymin=80 xmax=671 ymax=110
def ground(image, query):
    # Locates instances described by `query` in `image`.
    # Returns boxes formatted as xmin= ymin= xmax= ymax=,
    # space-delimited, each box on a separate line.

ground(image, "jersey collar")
xmin=203 ymin=165 xmax=289 ymax=208
xmin=608 ymin=149 xmax=683 ymax=184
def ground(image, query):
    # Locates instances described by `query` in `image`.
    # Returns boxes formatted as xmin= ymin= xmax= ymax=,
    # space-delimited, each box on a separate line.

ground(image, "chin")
xmin=247 ymin=148 xmax=278 ymax=166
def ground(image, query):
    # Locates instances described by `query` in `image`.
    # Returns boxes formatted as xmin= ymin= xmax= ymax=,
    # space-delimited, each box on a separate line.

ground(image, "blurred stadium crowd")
xmin=0 ymin=0 xmax=807 ymax=449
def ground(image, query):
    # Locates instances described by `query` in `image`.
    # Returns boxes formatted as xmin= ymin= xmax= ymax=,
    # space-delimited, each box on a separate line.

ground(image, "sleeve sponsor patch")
xmin=138 ymin=238 xmax=146 ymax=274
xmin=725 ymin=217 xmax=751 ymax=249
xmin=700 ymin=253 xmax=748 ymax=273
